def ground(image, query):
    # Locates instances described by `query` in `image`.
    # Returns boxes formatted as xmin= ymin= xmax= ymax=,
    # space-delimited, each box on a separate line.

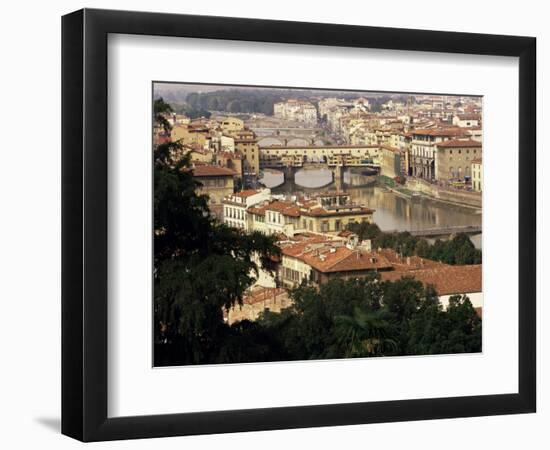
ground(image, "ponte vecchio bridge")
xmin=258 ymin=144 xmax=395 ymax=185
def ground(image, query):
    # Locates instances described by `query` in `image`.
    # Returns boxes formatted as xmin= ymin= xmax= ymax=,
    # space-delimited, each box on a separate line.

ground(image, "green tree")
xmin=153 ymin=98 xmax=280 ymax=366
xmin=347 ymin=222 xmax=382 ymax=241
xmin=335 ymin=308 xmax=397 ymax=357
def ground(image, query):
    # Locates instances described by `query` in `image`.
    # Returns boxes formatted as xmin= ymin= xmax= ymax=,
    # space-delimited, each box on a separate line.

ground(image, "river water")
xmin=259 ymin=168 xmax=482 ymax=249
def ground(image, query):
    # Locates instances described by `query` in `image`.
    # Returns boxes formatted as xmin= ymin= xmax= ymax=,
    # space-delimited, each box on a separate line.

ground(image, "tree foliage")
xmin=257 ymin=276 xmax=481 ymax=361
xmin=347 ymin=222 xmax=482 ymax=265
xmin=186 ymin=89 xmax=286 ymax=115
xmin=153 ymin=98 xmax=280 ymax=366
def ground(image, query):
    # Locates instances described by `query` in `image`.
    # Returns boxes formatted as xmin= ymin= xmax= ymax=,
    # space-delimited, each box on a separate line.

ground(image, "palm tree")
xmin=335 ymin=308 xmax=397 ymax=357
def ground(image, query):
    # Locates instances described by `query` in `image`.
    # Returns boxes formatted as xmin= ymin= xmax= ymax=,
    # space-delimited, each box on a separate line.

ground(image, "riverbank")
xmin=406 ymin=178 xmax=482 ymax=210
xmin=376 ymin=175 xmax=482 ymax=210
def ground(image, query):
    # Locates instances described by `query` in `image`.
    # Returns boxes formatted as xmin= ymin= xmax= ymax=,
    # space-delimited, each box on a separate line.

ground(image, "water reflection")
xmin=259 ymin=168 xmax=482 ymax=249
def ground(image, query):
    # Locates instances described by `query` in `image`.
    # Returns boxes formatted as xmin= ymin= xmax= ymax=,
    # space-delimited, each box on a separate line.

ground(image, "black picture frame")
xmin=62 ymin=8 xmax=536 ymax=442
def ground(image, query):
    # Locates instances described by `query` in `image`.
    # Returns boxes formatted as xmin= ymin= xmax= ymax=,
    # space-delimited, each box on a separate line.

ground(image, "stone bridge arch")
xmin=257 ymin=136 xmax=329 ymax=147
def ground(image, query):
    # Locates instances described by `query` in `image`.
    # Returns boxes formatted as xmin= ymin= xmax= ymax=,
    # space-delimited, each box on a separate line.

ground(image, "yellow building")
xmin=233 ymin=129 xmax=260 ymax=175
xmin=220 ymin=117 xmax=244 ymax=134
xmin=187 ymin=147 xmax=214 ymax=164
xmin=300 ymin=202 xmax=374 ymax=234
xmin=246 ymin=192 xmax=374 ymax=236
xmin=171 ymin=124 xmax=209 ymax=148
xmin=190 ymin=164 xmax=237 ymax=218
xmin=471 ymin=157 xmax=483 ymax=191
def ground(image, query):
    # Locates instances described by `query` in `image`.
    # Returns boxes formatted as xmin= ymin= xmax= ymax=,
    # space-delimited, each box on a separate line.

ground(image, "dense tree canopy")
xmin=185 ymin=89 xmax=286 ymax=115
xmin=153 ymin=98 xmax=280 ymax=365
xmin=257 ymin=276 xmax=481 ymax=361
xmin=347 ymin=222 xmax=482 ymax=265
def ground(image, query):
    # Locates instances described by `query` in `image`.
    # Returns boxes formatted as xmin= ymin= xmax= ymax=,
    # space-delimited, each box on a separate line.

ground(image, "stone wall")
xmin=226 ymin=288 xmax=292 ymax=324
xmin=406 ymin=178 xmax=482 ymax=208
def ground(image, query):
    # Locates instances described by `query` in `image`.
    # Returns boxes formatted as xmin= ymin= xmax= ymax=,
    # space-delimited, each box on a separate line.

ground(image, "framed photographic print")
xmin=61 ymin=8 xmax=536 ymax=442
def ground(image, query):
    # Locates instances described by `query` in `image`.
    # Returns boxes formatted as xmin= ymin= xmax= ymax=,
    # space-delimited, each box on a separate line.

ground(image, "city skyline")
xmin=153 ymin=81 xmax=483 ymax=367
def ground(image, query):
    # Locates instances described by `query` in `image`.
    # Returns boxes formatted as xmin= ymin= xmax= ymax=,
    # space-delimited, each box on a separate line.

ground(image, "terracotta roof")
xmin=412 ymin=128 xmax=467 ymax=137
xmin=457 ymin=114 xmax=481 ymax=120
xmin=471 ymin=157 xmax=483 ymax=164
xmin=247 ymin=200 xmax=301 ymax=218
xmin=304 ymin=247 xmax=393 ymax=273
xmin=301 ymin=205 xmax=374 ymax=217
xmin=280 ymin=241 xmax=392 ymax=273
xmin=381 ymin=264 xmax=482 ymax=296
xmin=234 ymin=189 xmax=261 ymax=198
xmin=337 ymin=230 xmax=356 ymax=238
xmin=376 ymin=249 xmax=445 ymax=271
xmin=437 ymin=139 xmax=482 ymax=148
xmin=191 ymin=165 xmax=237 ymax=177
xmin=259 ymin=144 xmax=380 ymax=150
xmin=267 ymin=201 xmax=301 ymax=217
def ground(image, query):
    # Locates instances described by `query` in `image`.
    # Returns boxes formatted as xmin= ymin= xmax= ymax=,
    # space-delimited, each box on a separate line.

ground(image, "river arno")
xmin=260 ymin=168 xmax=482 ymax=249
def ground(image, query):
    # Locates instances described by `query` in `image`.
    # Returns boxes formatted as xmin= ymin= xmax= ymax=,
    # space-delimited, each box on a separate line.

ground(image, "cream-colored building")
xmin=471 ymin=157 xmax=483 ymax=191
xmin=274 ymin=99 xmax=317 ymax=124
xmin=222 ymin=188 xmax=271 ymax=230
xmin=452 ymin=114 xmax=481 ymax=128
xmin=246 ymin=192 xmax=374 ymax=237
xmin=379 ymin=145 xmax=402 ymax=178
xmin=410 ymin=128 xmax=469 ymax=180
xmin=220 ymin=117 xmax=244 ymax=134
xmin=247 ymin=200 xmax=302 ymax=236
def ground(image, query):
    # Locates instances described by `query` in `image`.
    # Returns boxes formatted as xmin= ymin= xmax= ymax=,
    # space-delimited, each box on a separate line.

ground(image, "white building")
xmin=222 ymin=188 xmax=271 ymax=230
xmin=452 ymin=113 xmax=481 ymax=128
xmin=273 ymin=99 xmax=317 ymax=125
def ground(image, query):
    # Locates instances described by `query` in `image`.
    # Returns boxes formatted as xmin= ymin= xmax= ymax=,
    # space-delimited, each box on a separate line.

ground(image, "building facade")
xmin=435 ymin=139 xmax=482 ymax=182
xmin=222 ymin=188 xmax=271 ymax=230
xmin=274 ymin=99 xmax=318 ymax=124
xmin=471 ymin=157 xmax=483 ymax=191
xmin=191 ymin=164 xmax=237 ymax=218
xmin=233 ymin=129 xmax=260 ymax=175
xmin=410 ymin=128 xmax=468 ymax=180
